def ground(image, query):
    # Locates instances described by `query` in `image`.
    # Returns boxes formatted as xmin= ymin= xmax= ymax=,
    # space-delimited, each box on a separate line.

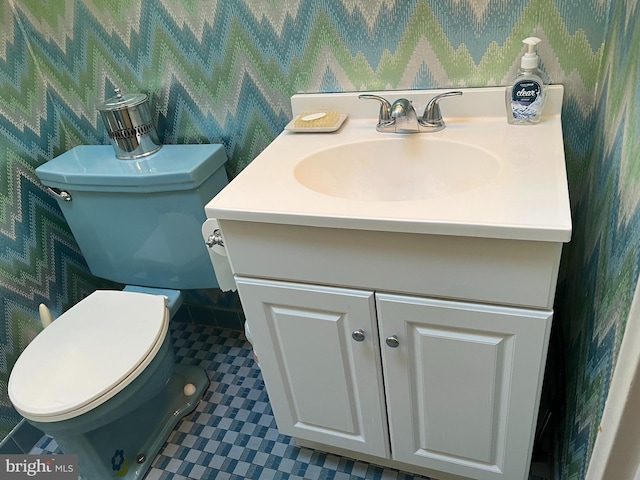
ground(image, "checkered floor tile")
xmin=31 ymin=322 xmax=430 ymax=480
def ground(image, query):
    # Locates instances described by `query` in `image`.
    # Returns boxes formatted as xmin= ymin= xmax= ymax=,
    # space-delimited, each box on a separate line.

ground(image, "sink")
xmin=205 ymin=86 xmax=572 ymax=242
xmin=294 ymin=138 xmax=499 ymax=201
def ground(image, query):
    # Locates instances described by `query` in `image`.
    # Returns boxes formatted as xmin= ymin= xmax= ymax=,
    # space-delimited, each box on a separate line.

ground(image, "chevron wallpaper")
xmin=0 ymin=1 xmax=638 ymax=479
xmin=553 ymin=0 xmax=640 ymax=478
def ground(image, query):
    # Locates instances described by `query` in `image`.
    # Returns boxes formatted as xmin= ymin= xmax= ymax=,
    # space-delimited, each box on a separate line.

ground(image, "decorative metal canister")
xmin=97 ymin=88 xmax=162 ymax=159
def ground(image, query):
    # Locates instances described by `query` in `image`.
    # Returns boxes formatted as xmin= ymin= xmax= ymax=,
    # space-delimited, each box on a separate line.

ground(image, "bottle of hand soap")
xmin=505 ymin=37 xmax=547 ymax=124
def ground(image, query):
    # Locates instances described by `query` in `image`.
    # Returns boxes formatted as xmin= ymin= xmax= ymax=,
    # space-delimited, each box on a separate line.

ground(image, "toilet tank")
xmin=35 ymin=144 xmax=229 ymax=290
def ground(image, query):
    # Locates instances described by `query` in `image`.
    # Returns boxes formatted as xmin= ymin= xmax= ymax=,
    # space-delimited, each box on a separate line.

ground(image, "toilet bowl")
xmin=8 ymin=290 xmax=208 ymax=479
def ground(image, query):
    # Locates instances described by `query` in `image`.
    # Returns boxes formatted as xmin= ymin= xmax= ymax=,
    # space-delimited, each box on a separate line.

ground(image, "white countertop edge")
xmin=205 ymin=206 xmax=572 ymax=244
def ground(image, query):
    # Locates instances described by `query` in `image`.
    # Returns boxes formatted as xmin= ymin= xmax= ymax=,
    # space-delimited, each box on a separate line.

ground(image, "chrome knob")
xmin=385 ymin=335 xmax=399 ymax=348
xmin=351 ymin=329 xmax=365 ymax=342
xmin=205 ymin=229 xmax=224 ymax=248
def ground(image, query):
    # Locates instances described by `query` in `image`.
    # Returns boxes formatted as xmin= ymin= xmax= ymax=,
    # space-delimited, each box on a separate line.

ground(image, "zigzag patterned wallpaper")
xmin=554 ymin=0 xmax=640 ymax=478
xmin=0 ymin=1 xmax=638 ymax=479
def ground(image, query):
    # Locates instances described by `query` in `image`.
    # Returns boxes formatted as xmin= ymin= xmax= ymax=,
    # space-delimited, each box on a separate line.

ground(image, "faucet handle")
xmin=358 ymin=94 xmax=393 ymax=122
xmin=420 ymin=91 xmax=463 ymax=130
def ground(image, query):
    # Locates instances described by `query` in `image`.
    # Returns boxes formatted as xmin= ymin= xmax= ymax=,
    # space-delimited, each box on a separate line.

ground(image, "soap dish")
xmin=285 ymin=112 xmax=348 ymax=133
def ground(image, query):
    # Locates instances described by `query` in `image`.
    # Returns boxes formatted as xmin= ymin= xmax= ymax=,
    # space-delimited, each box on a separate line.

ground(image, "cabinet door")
xmin=376 ymin=293 xmax=552 ymax=480
xmin=236 ymin=277 xmax=389 ymax=458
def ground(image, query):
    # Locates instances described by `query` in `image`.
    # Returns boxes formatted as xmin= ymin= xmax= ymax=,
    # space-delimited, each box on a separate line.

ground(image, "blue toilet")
xmin=8 ymin=144 xmax=229 ymax=479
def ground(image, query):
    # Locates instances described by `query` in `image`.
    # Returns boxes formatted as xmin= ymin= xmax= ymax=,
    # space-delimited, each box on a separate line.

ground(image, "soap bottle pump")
xmin=505 ymin=37 xmax=547 ymax=124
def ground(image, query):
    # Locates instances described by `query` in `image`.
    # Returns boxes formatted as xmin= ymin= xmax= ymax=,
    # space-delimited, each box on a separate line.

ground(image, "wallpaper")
xmin=0 ymin=1 xmax=637 ymax=479
xmin=554 ymin=0 xmax=640 ymax=478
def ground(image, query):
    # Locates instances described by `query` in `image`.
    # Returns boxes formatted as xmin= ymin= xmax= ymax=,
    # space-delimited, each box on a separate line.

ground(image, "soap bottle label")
xmin=511 ymin=80 xmax=543 ymax=120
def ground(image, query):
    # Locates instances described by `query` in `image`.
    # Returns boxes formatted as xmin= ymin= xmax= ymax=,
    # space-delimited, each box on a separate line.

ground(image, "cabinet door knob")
xmin=352 ymin=329 xmax=365 ymax=342
xmin=385 ymin=335 xmax=400 ymax=348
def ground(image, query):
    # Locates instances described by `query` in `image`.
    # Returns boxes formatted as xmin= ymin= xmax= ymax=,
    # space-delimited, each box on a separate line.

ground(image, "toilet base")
xmin=53 ymin=364 xmax=209 ymax=480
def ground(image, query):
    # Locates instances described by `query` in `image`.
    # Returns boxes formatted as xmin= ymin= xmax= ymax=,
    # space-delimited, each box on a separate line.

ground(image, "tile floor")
xmin=31 ymin=321 xmax=430 ymax=480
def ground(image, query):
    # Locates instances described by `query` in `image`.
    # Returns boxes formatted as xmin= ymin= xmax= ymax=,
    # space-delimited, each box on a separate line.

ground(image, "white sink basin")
xmin=294 ymin=138 xmax=499 ymax=201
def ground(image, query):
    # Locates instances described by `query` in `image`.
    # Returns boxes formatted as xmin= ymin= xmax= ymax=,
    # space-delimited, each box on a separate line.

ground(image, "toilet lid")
xmin=8 ymin=290 xmax=169 ymax=422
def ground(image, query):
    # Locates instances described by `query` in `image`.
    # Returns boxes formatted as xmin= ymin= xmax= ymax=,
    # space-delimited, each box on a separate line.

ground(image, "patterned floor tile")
xmin=31 ymin=322 xmax=430 ymax=479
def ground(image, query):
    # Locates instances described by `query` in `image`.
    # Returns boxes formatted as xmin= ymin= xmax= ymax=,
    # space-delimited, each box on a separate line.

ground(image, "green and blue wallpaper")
xmin=0 ymin=1 xmax=638 ymax=479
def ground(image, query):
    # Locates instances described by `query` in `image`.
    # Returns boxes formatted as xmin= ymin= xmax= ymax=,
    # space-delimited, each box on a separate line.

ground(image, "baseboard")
xmin=0 ymin=419 xmax=43 ymax=454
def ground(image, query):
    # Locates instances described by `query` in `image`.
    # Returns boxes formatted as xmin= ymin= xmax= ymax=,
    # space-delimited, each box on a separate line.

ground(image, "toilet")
xmin=8 ymin=144 xmax=229 ymax=479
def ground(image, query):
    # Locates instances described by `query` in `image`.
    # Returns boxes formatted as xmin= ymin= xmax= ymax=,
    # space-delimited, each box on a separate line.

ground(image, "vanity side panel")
xmin=220 ymin=221 xmax=562 ymax=310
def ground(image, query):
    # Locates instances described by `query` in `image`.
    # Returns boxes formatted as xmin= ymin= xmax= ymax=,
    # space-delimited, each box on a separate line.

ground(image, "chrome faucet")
xmin=358 ymin=91 xmax=463 ymax=133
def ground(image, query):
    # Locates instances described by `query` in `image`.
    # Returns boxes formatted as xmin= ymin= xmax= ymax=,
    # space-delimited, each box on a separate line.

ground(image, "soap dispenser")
xmin=505 ymin=37 xmax=547 ymax=124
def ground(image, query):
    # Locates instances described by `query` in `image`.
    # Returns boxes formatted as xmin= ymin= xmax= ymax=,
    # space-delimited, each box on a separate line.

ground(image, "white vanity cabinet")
xmin=212 ymin=220 xmax=564 ymax=480
xmin=234 ymin=269 xmax=553 ymax=480
xmin=204 ymin=87 xmax=571 ymax=480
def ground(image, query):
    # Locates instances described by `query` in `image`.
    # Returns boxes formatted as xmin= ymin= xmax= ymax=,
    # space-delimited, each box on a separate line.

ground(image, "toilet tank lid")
xmin=35 ymin=144 xmax=227 ymax=193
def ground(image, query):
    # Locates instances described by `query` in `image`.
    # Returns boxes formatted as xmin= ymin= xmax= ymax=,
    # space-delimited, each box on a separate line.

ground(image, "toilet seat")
xmin=8 ymin=290 xmax=169 ymax=423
